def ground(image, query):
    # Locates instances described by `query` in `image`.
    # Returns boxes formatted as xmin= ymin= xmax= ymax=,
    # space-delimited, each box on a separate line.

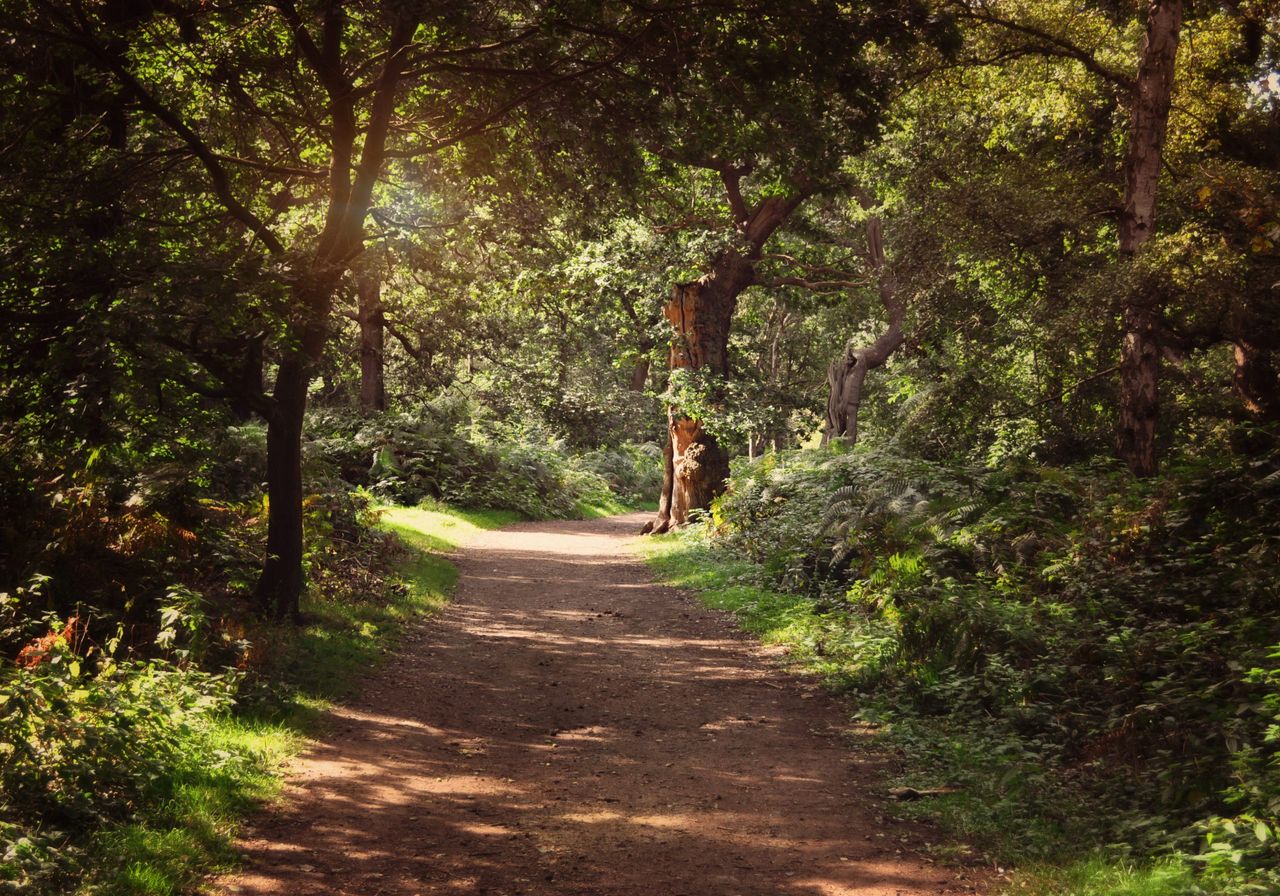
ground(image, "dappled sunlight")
xmin=221 ymin=513 xmax=981 ymax=896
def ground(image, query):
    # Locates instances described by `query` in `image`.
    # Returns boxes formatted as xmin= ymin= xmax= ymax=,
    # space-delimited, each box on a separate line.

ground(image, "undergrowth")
xmin=308 ymin=402 xmax=661 ymax=519
xmin=1 ymin=397 xmax=658 ymax=893
xmin=0 ymin=501 xmax=490 ymax=895
xmin=640 ymin=444 xmax=1280 ymax=896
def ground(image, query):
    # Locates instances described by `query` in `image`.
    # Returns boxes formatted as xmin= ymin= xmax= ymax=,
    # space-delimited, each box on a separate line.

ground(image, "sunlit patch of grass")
xmin=574 ymin=495 xmax=632 ymax=518
xmin=636 ymin=532 xmax=893 ymax=686
xmin=381 ymin=500 xmax=522 ymax=553
xmin=1006 ymin=857 xmax=1201 ymax=896
xmin=87 ymin=717 xmax=298 ymax=895
xmin=84 ymin=503 xmax=477 ymax=895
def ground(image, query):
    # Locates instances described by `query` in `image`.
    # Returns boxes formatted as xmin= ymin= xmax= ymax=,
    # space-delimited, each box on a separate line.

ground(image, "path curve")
xmin=218 ymin=513 xmax=985 ymax=896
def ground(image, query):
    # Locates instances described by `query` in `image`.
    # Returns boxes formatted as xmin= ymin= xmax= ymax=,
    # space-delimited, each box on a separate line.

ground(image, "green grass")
xmin=569 ymin=493 xmax=659 ymax=518
xmin=82 ymin=503 xmax=491 ymax=896
xmin=1004 ymin=858 xmax=1202 ymax=896
xmin=637 ymin=528 xmax=1219 ymax=896
xmin=637 ymin=533 xmax=897 ymax=687
xmin=380 ymin=500 xmax=523 ymax=553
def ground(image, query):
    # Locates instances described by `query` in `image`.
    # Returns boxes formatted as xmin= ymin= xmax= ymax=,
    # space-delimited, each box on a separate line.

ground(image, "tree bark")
xmin=629 ymin=357 xmax=651 ymax=392
xmin=1234 ymin=340 xmax=1280 ymax=422
xmin=357 ymin=272 xmax=386 ymax=413
xmin=1116 ymin=0 xmax=1182 ymax=477
xmin=824 ymin=213 xmax=904 ymax=444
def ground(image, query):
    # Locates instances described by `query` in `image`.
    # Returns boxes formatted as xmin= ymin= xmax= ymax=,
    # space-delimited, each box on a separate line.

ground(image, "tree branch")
xmin=54 ymin=8 xmax=286 ymax=255
xmin=761 ymin=276 xmax=864 ymax=291
xmin=951 ymin=1 xmax=1134 ymax=91
xmin=384 ymin=318 xmax=429 ymax=362
xmin=386 ymin=48 xmax=632 ymax=160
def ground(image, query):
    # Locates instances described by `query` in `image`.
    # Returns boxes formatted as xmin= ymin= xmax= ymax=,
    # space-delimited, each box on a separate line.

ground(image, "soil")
xmin=216 ymin=513 xmax=989 ymax=896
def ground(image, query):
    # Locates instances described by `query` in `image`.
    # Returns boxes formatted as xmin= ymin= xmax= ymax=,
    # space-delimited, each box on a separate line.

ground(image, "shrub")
xmin=0 ymin=622 xmax=237 ymax=892
xmin=306 ymin=405 xmax=659 ymax=518
xmin=576 ymin=442 xmax=664 ymax=503
xmin=705 ymin=445 xmax=1280 ymax=879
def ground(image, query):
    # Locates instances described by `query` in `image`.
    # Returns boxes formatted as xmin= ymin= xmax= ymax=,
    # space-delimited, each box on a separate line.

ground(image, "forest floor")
xmin=214 ymin=511 xmax=989 ymax=896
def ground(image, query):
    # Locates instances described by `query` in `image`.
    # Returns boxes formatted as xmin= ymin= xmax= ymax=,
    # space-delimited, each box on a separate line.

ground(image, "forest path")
xmin=217 ymin=513 xmax=984 ymax=896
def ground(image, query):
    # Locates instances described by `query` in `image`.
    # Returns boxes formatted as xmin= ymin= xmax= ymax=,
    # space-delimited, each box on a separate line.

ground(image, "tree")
xmin=8 ymin=0 xmax=655 ymax=617
xmin=950 ymin=0 xmax=1276 ymax=474
xmin=621 ymin=2 xmax=945 ymax=530
xmin=823 ymin=204 xmax=905 ymax=445
xmin=645 ymin=162 xmax=810 ymax=531
xmin=1115 ymin=0 xmax=1183 ymax=476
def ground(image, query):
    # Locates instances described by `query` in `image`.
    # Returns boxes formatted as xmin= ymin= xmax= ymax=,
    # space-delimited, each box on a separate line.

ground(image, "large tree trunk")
xmin=1116 ymin=0 xmax=1182 ymax=477
xmin=824 ymin=213 xmax=904 ymax=444
xmin=357 ymin=272 xmax=386 ymax=413
xmin=644 ymin=250 xmax=753 ymax=533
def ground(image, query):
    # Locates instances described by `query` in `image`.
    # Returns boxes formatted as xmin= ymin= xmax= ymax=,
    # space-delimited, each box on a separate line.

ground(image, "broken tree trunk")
xmin=642 ymin=163 xmax=809 ymax=533
xmin=644 ymin=250 xmax=754 ymax=534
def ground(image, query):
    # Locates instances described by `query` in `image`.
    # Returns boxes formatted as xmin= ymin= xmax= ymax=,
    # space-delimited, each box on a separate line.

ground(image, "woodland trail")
xmin=217 ymin=513 xmax=986 ymax=896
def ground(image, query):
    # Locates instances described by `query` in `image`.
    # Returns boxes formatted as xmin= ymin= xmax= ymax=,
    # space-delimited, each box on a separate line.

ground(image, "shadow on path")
xmin=218 ymin=512 xmax=986 ymax=896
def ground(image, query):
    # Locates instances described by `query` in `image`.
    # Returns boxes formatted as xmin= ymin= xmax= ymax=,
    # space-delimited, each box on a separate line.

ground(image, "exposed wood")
xmin=648 ymin=164 xmax=810 ymax=531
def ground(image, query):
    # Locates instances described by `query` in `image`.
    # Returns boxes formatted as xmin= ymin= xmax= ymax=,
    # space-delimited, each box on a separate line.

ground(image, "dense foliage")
xmin=675 ymin=444 xmax=1280 ymax=889
xmin=308 ymin=405 xmax=661 ymax=518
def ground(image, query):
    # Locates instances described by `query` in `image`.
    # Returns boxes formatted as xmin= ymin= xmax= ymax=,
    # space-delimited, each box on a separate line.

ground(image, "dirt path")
xmin=218 ymin=513 xmax=985 ymax=896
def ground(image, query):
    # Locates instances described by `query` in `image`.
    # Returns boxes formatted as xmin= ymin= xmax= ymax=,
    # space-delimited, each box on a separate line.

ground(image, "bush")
xmin=0 ymin=621 xmax=237 ymax=892
xmin=705 ymin=445 xmax=1280 ymax=884
xmin=575 ymin=442 xmax=664 ymax=503
xmin=306 ymin=404 xmax=660 ymax=518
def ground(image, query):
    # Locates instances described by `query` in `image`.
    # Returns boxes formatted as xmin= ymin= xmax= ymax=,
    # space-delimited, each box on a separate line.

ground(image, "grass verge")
xmin=82 ymin=503 xmax=499 ymax=896
xmin=636 ymin=528 xmax=1218 ymax=896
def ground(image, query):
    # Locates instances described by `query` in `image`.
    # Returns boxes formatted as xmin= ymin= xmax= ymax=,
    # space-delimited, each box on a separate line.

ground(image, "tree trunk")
xmin=826 ymin=358 xmax=872 ymax=444
xmin=618 ymin=291 xmax=656 ymax=393
xmin=254 ymin=281 xmax=333 ymax=620
xmin=357 ymin=272 xmax=386 ymax=413
xmin=824 ymin=213 xmax=904 ymax=444
xmin=1116 ymin=0 xmax=1182 ymax=477
xmin=629 ymin=357 xmax=651 ymax=392
xmin=643 ymin=165 xmax=808 ymax=533
xmin=646 ymin=251 xmax=753 ymax=532
xmin=255 ymin=356 xmax=308 ymax=621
